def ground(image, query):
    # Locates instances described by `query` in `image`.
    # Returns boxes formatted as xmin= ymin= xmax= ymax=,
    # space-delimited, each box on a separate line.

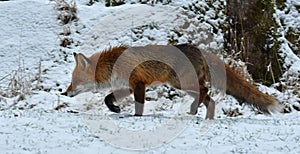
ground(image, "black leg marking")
xmin=133 ymin=82 xmax=146 ymax=116
xmin=104 ymin=88 xmax=132 ymax=113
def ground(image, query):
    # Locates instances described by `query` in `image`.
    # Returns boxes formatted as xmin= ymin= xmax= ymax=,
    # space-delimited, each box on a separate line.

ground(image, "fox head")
xmin=61 ymin=53 xmax=96 ymax=97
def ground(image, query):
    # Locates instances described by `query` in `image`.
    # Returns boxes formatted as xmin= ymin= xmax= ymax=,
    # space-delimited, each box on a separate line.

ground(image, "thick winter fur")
xmin=225 ymin=65 xmax=281 ymax=113
xmin=62 ymin=44 xmax=282 ymax=119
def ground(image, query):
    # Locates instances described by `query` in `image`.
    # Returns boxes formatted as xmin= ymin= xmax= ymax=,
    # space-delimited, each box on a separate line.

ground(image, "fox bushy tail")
xmin=225 ymin=65 xmax=282 ymax=113
xmin=202 ymin=51 xmax=281 ymax=114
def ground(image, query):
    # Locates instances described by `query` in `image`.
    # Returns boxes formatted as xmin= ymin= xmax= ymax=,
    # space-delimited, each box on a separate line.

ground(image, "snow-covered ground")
xmin=0 ymin=0 xmax=299 ymax=153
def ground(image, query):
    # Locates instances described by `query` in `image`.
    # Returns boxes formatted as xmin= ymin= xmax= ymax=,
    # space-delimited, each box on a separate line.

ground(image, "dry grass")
xmin=0 ymin=59 xmax=42 ymax=106
xmin=55 ymin=0 xmax=77 ymax=25
xmin=54 ymin=0 xmax=77 ymax=48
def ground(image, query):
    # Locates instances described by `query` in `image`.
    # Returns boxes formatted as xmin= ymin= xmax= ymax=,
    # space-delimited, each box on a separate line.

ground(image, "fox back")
xmin=63 ymin=45 xmax=210 ymax=96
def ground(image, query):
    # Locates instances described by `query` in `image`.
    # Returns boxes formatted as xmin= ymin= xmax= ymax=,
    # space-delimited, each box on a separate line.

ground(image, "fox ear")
xmin=75 ymin=53 xmax=91 ymax=70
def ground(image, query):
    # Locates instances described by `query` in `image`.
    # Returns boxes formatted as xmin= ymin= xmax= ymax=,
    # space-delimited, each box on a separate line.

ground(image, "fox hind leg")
xmin=198 ymin=86 xmax=216 ymax=119
xmin=203 ymin=95 xmax=215 ymax=119
xmin=188 ymin=86 xmax=208 ymax=115
xmin=188 ymin=86 xmax=215 ymax=119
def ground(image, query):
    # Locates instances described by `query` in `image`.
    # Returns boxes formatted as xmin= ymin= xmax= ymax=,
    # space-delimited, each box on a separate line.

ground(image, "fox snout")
xmin=61 ymin=84 xmax=76 ymax=97
xmin=61 ymin=82 xmax=97 ymax=97
xmin=61 ymin=90 xmax=78 ymax=97
xmin=61 ymin=91 xmax=71 ymax=96
xmin=61 ymin=90 xmax=74 ymax=97
xmin=61 ymin=91 xmax=68 ymax=96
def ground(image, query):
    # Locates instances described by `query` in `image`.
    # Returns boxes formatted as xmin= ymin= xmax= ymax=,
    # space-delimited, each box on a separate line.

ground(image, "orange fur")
xmin=62 ymin=44 xmax=282 ymax=119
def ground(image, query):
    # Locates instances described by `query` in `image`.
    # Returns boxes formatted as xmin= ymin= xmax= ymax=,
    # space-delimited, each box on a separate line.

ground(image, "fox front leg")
xmin=133 ymin=82 xmax=146 ymax=116
xmin=104 ymin=88 xmax=132 ymax=113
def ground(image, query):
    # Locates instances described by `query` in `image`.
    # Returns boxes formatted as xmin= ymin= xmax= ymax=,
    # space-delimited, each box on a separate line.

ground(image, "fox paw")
xmin=187 ymin=110 xmax=198 ymax=115
xmin=108 ymin=106 xmax=121 ymax=113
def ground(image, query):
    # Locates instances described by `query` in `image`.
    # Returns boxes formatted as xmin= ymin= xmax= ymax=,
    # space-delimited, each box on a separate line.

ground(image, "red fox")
xmin=62 ymin=44 xmax=282 ymax=119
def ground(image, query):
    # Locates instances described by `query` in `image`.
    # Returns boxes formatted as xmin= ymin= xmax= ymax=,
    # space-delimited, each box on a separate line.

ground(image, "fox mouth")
xmin=61 ymin=83 xmax=98 ymax=97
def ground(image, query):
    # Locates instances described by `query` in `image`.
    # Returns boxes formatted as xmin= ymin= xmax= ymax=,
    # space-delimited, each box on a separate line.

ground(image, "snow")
xmin=0 ymin=0 xmax=299 ymax=153
xmin=0 ymin=0 xmax=59 ymax=77
xmin=76 ymin=2 xmax=180 ymax=56
xmin=1 ymin=109 xmax=299 ymax=153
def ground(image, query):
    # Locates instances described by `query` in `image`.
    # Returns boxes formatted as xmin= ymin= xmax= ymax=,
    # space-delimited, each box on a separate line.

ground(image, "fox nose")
xmin=61 ymin=91 xmax=75 ymax=97
xmin=61 ymin=91 xmax=68 ymax=96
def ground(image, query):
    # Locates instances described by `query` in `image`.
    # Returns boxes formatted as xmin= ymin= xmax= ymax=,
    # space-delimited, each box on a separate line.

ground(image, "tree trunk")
xmin=225 ymin=0 xmax=283 ymax=85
